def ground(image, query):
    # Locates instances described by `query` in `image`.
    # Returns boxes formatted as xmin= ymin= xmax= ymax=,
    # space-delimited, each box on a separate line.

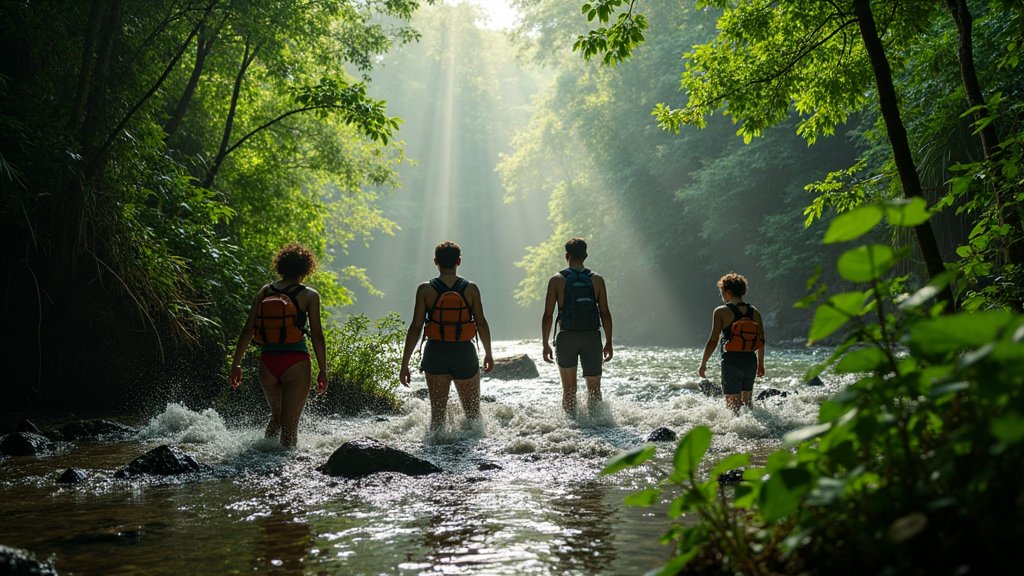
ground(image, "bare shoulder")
xmin=590 ymin=272 xmax=606 ymax=286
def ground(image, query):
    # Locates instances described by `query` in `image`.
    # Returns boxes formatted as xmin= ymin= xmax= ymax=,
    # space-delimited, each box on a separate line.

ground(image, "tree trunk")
xmin=165 ymin=27 xmax=215 ymax=140
xmin=203 ymin=41 xmax=257 ymax=188
xmin=78 ymin=0 xmax=123 ymax=159
xmin=851 ymin=0 xmax=955 ymax=308
xmin=71 ymin=0 xmax=105 ymax=133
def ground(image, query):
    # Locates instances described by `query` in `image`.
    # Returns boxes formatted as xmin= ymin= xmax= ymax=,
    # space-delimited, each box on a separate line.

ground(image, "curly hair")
xmin=717 ymin=272 xmax=748 ymax=298
xmin=435 ymin=241 xmax=461 ymax=268
xmin=274 ymin=243 xmax=317 ymax=279
xmin=565 ymin=237 xmax=588 ymax=260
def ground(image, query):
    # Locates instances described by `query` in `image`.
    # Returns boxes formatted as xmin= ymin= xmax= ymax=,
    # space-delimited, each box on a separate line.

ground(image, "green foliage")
xmin=604 ymin=202 xmax=1024 ymax=573
xmin=313 ymin=313 xmax=405 ymax=415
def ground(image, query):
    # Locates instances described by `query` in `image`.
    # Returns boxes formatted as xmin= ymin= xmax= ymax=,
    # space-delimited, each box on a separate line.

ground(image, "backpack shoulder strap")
xmin=453 ymin=277 xmax=470 ymax=295
xmin=428 ymin=277 xmax=447 ymax=294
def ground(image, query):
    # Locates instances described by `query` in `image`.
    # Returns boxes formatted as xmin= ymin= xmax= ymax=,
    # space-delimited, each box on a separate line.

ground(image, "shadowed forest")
xmin=2 ymin=0 xmax=1024 ymax=572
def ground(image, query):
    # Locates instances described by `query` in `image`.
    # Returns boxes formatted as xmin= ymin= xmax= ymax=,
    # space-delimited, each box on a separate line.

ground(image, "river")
xmin=0 ymin=341 xmax=845 ymax=575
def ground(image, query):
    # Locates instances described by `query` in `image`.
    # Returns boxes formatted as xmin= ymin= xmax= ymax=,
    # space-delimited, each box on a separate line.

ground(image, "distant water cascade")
xmin=0 ymin=341 xmax=844 ymax=575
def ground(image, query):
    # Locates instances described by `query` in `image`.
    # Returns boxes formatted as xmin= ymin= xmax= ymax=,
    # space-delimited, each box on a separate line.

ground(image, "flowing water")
xmin=0 ymin=341 xmax=847 ymax=575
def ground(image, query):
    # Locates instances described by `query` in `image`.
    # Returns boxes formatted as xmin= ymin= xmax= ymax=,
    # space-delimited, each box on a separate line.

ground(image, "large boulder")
xmin=115 ymin=445 xmax=200 ymax=478
xmin=487 ymin=354 xmax=539 ymax=381
xmin=57 ymin=468 xmax=88 ymax=484
xmin=0 ymin=544 xmax=58 ymax=575
xmin=0 ymin=432 xmax=52 ymax=457
xmin=318 ymin=438 xmax=441 ymax=478
xmin=57 ymin=419 xmax=136 ymax=441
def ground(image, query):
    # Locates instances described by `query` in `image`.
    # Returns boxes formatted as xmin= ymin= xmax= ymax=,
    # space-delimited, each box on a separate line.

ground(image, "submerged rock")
xmin=57 ymin=468 xmax=88 ymax=484
xmin=319 ymin=438 xmax=441 ymax=478
xmin=477 ymin=461 xmax=502 ymax=471
xmin=0 ymin=432 xmax=52 ymax=457
xmin=755 ymin=388 xmax=789 ymax=402
xmin=411 ymin=388 xmax=430 ymax=400
xmin=698 ymin=379 xmax=722 ymax=397
xmin=487 ymin=354 xmax=540 ymax=381
xmin=57 ymin=419 xmax=137 ymax=441
xmin=0 ymin=544 xmax=58 ymax=575
xmin=805 ymin=375 xmax=825 ymax=387
xmin=115 ymin=445 xmax=200 ymax=478
xmin=718 ymin=468 xmax=745 ymax=485
xmin=480 ymin=395 xmax=497 ymax=403
xmin=646 ymin=427 xmax=678 ymax=442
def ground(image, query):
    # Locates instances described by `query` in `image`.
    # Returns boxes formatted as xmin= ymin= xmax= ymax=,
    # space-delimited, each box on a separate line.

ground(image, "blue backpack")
xmin=558 ymin=268 xmax=601 ymax=331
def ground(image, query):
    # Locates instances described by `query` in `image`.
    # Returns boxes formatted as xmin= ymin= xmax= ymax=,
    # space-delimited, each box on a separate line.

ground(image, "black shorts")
xmin=721 ymin=352 xmax=757 ymax=395
xmin=555 ymin=330 xmax=603 ymax=377
xmin=420 ymin=340 xmax=479 ymax=380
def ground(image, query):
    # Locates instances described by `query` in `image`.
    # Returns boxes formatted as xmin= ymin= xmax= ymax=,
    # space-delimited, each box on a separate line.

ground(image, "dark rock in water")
xmin=115 ymin=444 xmax=200 ymax=478
xmin=699 ymin=379 xmax=722 ymax=397
xmin=318 ymin=438 xmax=441 ymax=478
xmin=373 ymin=416 xmax=389 ymax=422
xmin=488 ymin=354 xmax=540 ymax=380
xmin=0 ymin=432 xmax=52 ymax=456
xmin=805 ymin=375 xmax=825 ymax=387
xmin=58 ymin=419 xmax=137 ymax=441
xmin=0 ymin=544 xmax=58 ymax=576
xmin=15 ymin=419 xmax=41 ymax=434
xmin=755 ymin=388 xmax=789 ymax=402
xmin=646 ymin=427 xmax=678 ymax=442
xmin=57 ymin=468 xmax=88 ymax=484
xmin=718 ymin=468 xmax=745 ymax=485
xmin=480 ymin=395 xmax=497 ymax=403
xmin=477 ymin=461 xmax=502 ymax=471
xmin=411 ymin=388 xmax=430 ymax=400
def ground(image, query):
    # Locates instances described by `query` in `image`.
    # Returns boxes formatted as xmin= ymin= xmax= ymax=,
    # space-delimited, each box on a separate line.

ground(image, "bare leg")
xmin=740 ymin=391 xmax=753 ymax=409
xmin=559 ymin=367 xmax=579 ymax=417
xmin=453 ymin=373 xmax=481 ymax=421
xmin=725 ymin=394 xmax=743 ymax=414
xmin=277 ymin=359 xmax=312 ymax=448
xmin=259 ymin=363 xmax=283 ymax=440
xmin=585 ymin=375 xmax=602 ymax=414
xmin=425 ymin=373 xmax=453 ymax=430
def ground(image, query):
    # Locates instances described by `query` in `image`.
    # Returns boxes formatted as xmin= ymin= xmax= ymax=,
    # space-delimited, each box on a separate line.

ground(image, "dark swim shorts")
xmin=555 ymin=330 xmax=603 ymax=377
xmin=420 ymin=340 xmax=479 ymax=380
xmin=721 ymin=352 xmax=757 ymax=395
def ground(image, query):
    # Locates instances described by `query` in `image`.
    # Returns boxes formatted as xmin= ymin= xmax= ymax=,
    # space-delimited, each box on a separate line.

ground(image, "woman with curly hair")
xmin=229 ymin=243 xmax=328 ymax=448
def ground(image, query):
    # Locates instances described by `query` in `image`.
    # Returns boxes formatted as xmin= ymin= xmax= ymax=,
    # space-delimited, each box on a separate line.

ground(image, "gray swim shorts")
xmin=555 ymin=330 xmax=603 ymax=377
xmin=721 ymin=353 xmax=757 ymax=395
xmin=420 ymin=340 xmax=479 ymax=380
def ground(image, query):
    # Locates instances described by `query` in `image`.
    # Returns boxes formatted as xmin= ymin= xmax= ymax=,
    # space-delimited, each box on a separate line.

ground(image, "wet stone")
xmin=115 ymin=444 xmax=200 ymax=478
xmin=805 ymin=375 xmax=825 ymax=387
xmin=0 ymin=544 xmax=58 ymax=575
xmin=488 ymin=354 xmax=540 ymax=380
xmin=646 ymin=427 xmax=678 ymax=442
xmin=411 ymin=388 xmax=430 ymax=400
xmin=755 ymin=388 xmax=789 ymax=402
xmin=699 ymin=379 xmax=722 ymax=397
xmin=0 ymin=432 xmax=52 ymax=457
xmin=477 ymin=462 xmax=502 ymax=471
xmin=58 ymin=419 xmax=137 ymax=441
xmin=57 ymin=468 xmax=88 ymax=484
xmin=319 ymin=437 xmax=442 ymax=478
xmin=718 ymin=468 xmax=745 ymax=485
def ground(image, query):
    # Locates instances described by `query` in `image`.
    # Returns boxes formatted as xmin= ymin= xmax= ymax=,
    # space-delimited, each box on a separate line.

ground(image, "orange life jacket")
xmin=723 ymin=303 xmax=763 ymax=352
xmin=423 ymin=277 xmax=476 ymax=342
xmin=252 ymin=284 xmax=307 ymax=345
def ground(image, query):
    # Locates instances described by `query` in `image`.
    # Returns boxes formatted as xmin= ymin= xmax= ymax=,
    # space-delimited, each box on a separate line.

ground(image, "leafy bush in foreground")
xmin=606 ymin=200 xmax=1024 ymax=575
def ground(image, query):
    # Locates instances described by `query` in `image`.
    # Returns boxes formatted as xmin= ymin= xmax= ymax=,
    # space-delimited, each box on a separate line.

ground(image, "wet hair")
xmin=274 ymin=243 xmax=317 ymax=278
xmin=565 ymin=237 xmax=588 ymax=260
xmin=717 ymin=272 xmax=748 ymax=298
xmin=435 ymin=241 xmax=461 ymax=268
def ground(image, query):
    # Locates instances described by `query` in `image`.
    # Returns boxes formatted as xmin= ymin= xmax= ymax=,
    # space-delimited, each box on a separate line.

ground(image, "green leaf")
xmin=907 ymin=311 xmax=1016 ymax=356
xmin=710 ymin=453 xmax=750 ymax=480
xmin=808 ymin=292 xmax=867 ymax=343
xmin=760 ymin=467 xmax=814 ymax=521
xmin=837 ymin=244 xmax=896 ymax=282
xmin=834 ymin=347 xmax=889 ymax=373
xmin=784 ymin=422 xmax=832 ymax=445
xmin=991 ymin=413 xmax=1024 ymax=444
xmin=823 ymin=205 xmax=883 ymax=244
xmin=673 ymin=426 xmax=712 ymax=478
xmin=624 ymin=488 xmax=662 ymax=507
xmin=884 ymin=198 xmax=931 ymax=227
xmin=601 ymin=444 xmax=656 ymax=476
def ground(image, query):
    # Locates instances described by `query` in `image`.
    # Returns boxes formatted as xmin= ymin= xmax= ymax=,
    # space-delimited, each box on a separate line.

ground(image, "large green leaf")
xmin=760 ymin=467 xmax=814 ymax=521
xmin=907 ymin=311 xmax=1016 ymax=356
xmin=991 ymin=413 xmax=1024 ymax=444
xmin=834 ymin=346 xmax=889 ymax=373
xmin=837 ymin=244 xmax=896 ymax=282
xmin=673 ymin=426 xmax=712 ymax=478
xmin=808 ymin=291 xmax=868 ymax=343
xmin=884 ymin=197 xmax=931 ymax=227
xmin=824 ymin=205 xmax=883 ymax=244
xmin=623 ymin=488 xmax=662 ymax=507
xmin=601 ymin=444 xmax=656 ymax=476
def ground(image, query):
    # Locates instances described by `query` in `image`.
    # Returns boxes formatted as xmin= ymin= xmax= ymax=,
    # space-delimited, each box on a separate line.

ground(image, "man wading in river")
xmin=400 ymin=241 xmax=494 ymax=430
xmin=541 ymin=237 xmax=614 ymax=417
xmin=698 ymin=272 xmax=766 ymax=413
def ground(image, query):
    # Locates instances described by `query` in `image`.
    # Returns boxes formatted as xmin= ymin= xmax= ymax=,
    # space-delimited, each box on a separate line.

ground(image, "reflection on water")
xmin=0 ymin=342 xmax=843 ymax=574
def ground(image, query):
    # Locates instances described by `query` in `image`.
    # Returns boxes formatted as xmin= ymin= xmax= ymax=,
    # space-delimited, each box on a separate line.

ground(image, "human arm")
xmin=228 ymin=286 xmax=267 ymax=389
xmin=467 ymin=283 xmax=494 ymax=373
xmin=541 ymin=275 xmax=560 ymax=363
xmin=399 ymin=284 xmax=429 ymax=387
xmin=698 ymin=307 xmax=725 ymax=378
xmin=306 ymin=289 xmax=328 ymax=394
xmin=594 ymin=274 xmax=613 ymax=361
xmin=755 ymin=309 xmax=766 ymax=377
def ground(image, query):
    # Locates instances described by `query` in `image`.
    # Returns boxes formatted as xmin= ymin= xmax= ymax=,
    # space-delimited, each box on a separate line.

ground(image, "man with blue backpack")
xmin=541 ymin=238 xmax=614 ymax=417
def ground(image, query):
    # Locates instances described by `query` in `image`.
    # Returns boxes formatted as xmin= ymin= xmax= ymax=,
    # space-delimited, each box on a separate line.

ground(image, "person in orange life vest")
xmin=229 ymin=243 xmax=328 ymax=448
xmin=541 ymin=237 xmax=613 ymax=417
xmin=698 ymin=272 xmax=766 ymax=413
xmin=399 ymin=241 xmax=494 ymax=430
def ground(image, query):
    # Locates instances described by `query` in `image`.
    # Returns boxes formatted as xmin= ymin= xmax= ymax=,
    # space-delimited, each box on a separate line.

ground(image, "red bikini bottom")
xmin=261 ymin=352 xmax=310 ymax=379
